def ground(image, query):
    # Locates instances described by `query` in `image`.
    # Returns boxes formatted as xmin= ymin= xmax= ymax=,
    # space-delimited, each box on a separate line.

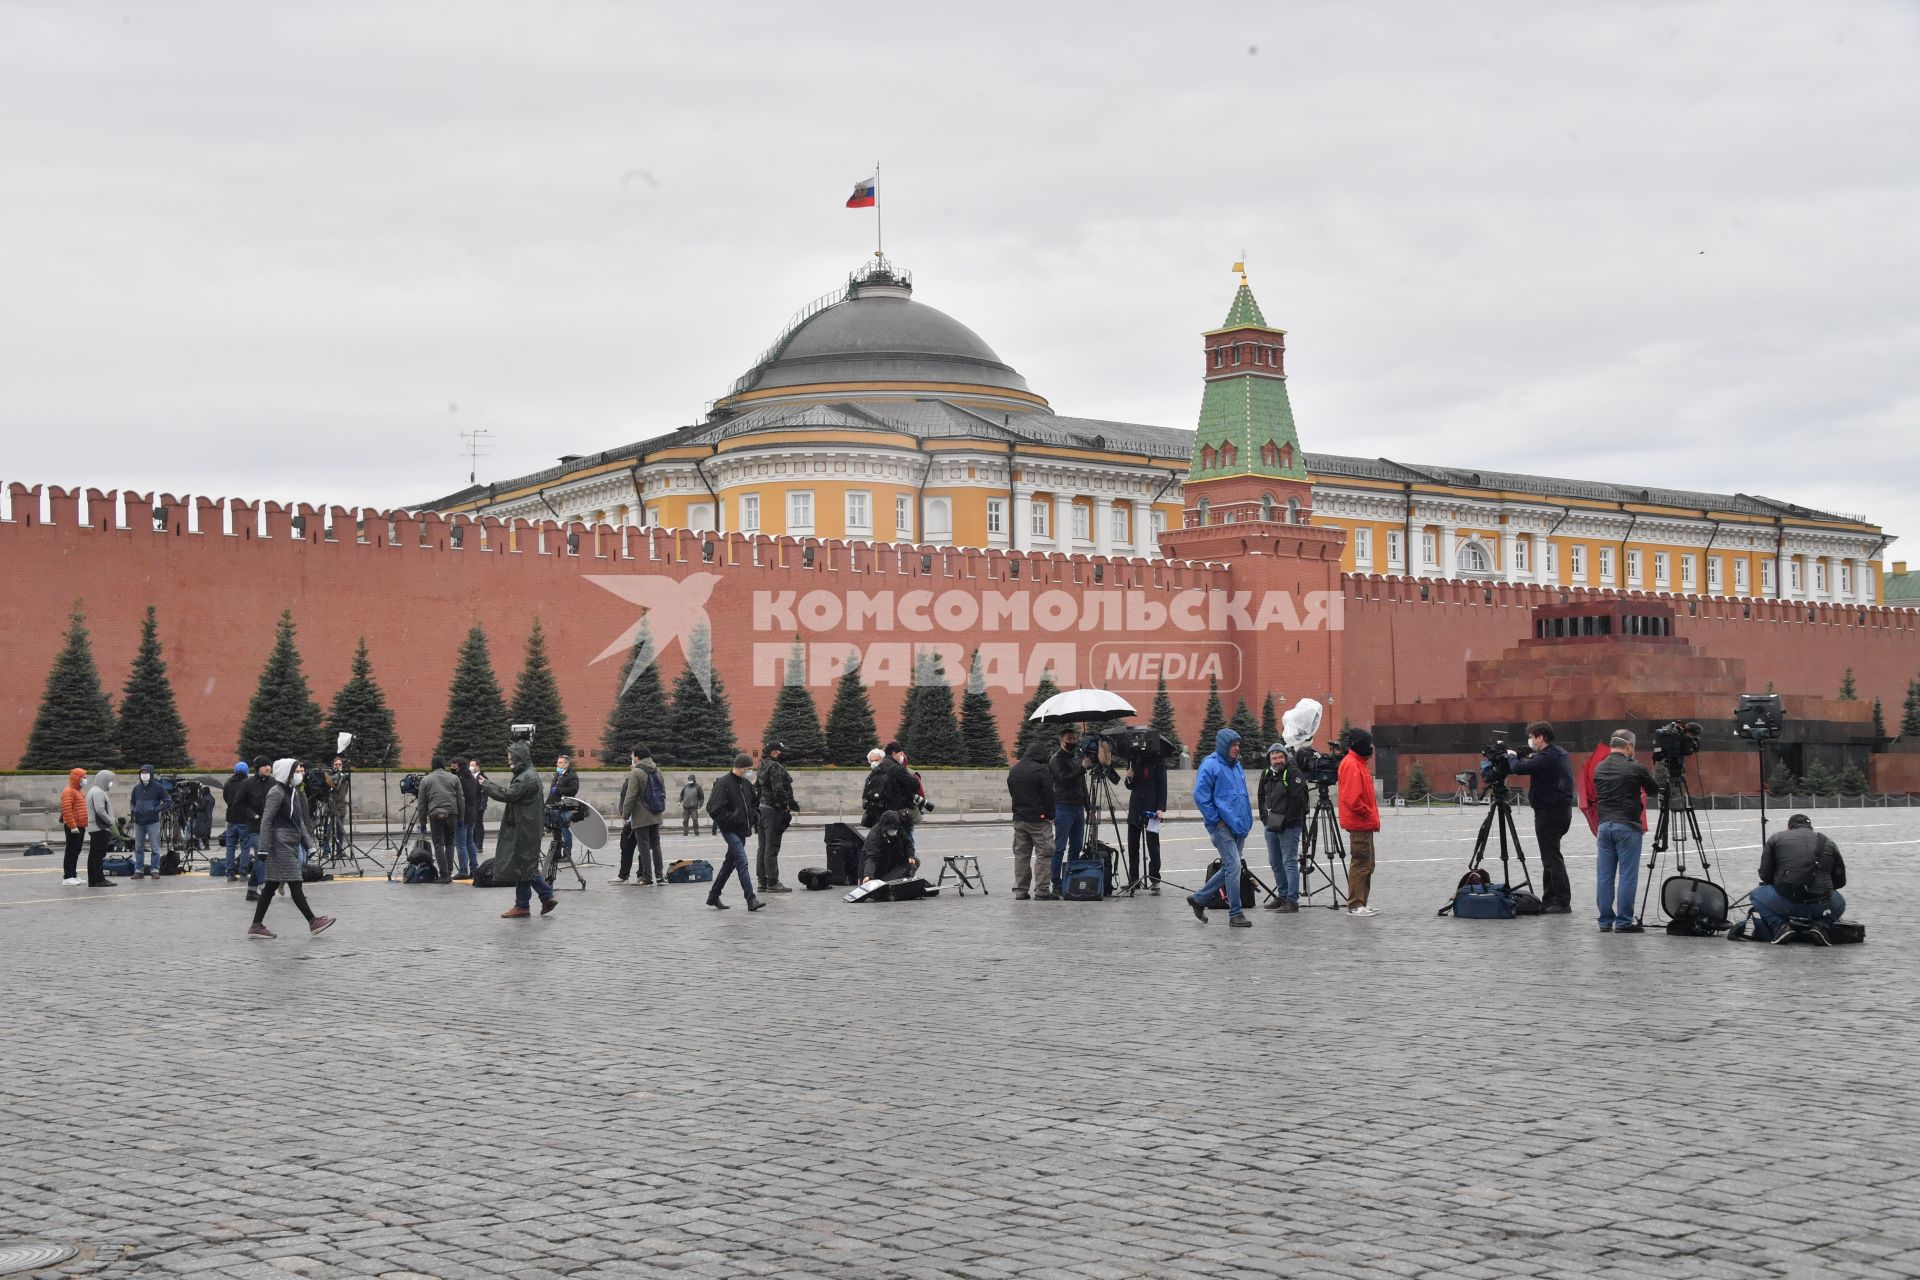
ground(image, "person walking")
xmin=704 ymin=753 xmax=764 ymax=912
xmin=1338 ymin=729 xmax=1381 ymax=916
xmin=243 ymin=755 xmax=272 ymax=900
xmin=483 ymin=740 xmax=556 ymax=920
xmin=219 ymin=760 xmax=259 ymax=883
xmin=84 ymin=769 xmax=118 ymax=888
xmin=1593 ymin=729 xmax=1658 ymax=933
xmin=60 ymin=767 xmax=87 ymax=887
xmin=755 ymin=741 xmax=797 ymax=894
xmin=1187 ymin=728 xmax=1252 ymax=927
xmin=1259 ymin=742 xmax=1307 ymax=912
xmin=1006 ymin=739 xmax=1056 ymax=900
xmin=679 ymin=774 xmax=705 ymax=837
xmin=247 ymin=759 xmax=336 ymax=939
xmin=127 ymin=764 xmax=166 ymax=879
xmin=615 ymin=746 xmax=667 ymax=885
xmin=416 ymin=755 xmax=465 ymax=884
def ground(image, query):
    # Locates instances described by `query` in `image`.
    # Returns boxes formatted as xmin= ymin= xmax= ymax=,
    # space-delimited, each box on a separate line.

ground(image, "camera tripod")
xmin=1635 ymin=762 xmax=1717 ymax=925
xmin=312 ymin=766 xmax=370 ymax=877
xmin=1298 ymin=781 xmax=1349 ymax=909
xmin=1086 ymin=759 xmax=1142 ymax=897
xmin=381 ymin=792 xmax=430 ymax=881
xmin=1456 ymin=779 xmax=1535 ymax=899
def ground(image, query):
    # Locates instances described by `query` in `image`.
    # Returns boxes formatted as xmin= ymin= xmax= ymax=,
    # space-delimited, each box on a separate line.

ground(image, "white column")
xmin=1500 ymin=528 xmax=1519 ymax=582
xmin=1775 ymin=545 xmax=1791 ymax=598
xmin=1012 ymin=491 xmax=1033 ymax=553
xmin=1093 ymin=496 xmax=1113 ymax=558
xmin=1437 ymin=521 xmax=1457 ymax=577
xmin=1132 ymin=498 xmax=1153 ymax=555
xmin=1854 ymin=557 xmax=1871 ymax=604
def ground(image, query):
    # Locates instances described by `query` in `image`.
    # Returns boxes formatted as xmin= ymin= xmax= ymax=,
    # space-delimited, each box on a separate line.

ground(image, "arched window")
xmin=1220 ymin=441 xmax=1237 ymax=467
xmin=1260 ymin=492 xmax=1275 ymax=522
xmin=925 ymin=498 xmax=952 ymax=542
xmin=1260 ymin=441 xmax=1278 ymax=467
xmin=1279 ymin=443 xmax=1294 ymax=470
xmin=1286 ymin=496 xmax=1302 ymax=524
xmin=1199 ymin=444 xmax=1217 ymax=470
xmin=1458 ymin=542 xmax=1492 ymax=574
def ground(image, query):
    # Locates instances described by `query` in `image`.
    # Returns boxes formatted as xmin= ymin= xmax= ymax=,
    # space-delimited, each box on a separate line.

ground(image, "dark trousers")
xmin=682 ymin=806 xmax=704 ymax=836
xmin=87 ymin=829 xmax=111 ymax=884
xmin=756 ymin=807 xmax=790 ymax=887
xmin=254 ymin=880 xmax=315 ymax=926
xmin=1532 ymin=806 xmax=1573 ymax=909
xmin=620 ymin=825 xmax=663 ymax=881
xmin=1126 ymin=822 xmax=1162 ymax=885
xmin=713 ymin=830 xmax=758 ymax=905
xmin=427 ymin=813 xmax=457 ymax=881
xmin=63 ymin=827 xmax=84 ymax=879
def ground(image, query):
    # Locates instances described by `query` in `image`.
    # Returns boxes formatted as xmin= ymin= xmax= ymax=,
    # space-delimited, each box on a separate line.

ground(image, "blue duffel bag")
xmin=1447 ymin=881 xmax=1517 ymax=919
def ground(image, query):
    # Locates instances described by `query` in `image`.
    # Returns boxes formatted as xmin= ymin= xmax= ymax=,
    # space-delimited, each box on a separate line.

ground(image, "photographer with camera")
xmin=1125 ymin=741 xmax=1168 ymax=893
xmin=1049 ymin=727 xmax=1089 ymax=896
xmin=1593 ymin=730 xmax=1658 ymax=933
xmin=1006 ymin=739 xmax=1056 ymax=900
xmin=1338 ymin=729 xmax=1381 ymax=917
xmin=755 ymin=740 xmax=797 ymax=894
xmin=1749 ymin=813 xmax=1848 ymax=933
xmin=1505 ymin=722 xmax=1575 ymax=913
xmin=1259 ymin=743 xmax=1307 ymax=912
xmin=1187 ymin=728 xmax=1253 ymax=927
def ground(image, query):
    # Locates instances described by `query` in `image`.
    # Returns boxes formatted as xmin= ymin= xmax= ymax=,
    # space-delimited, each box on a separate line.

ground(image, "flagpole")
xmin=875 ymin=160 xmax=883 ymax=260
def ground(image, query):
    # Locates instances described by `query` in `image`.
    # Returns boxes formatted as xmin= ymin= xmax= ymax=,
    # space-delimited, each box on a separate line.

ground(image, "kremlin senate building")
xmin=428 ymin=257 xmax=1888 ymax=609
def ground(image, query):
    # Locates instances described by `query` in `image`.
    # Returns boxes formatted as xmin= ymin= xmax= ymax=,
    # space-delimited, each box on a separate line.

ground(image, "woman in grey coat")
xmin=249 ymin=758 xmax=336 ymax=940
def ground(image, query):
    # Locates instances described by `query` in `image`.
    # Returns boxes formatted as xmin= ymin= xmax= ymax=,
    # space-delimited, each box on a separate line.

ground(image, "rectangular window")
xmin=644 ymin=506 xmax=660 ymax=527
xmin=787 ymin=491 xmax=814 ymax=533
xmin=1840 ymin=563 xmax=1852 ymax=596
xmin=741 ymin=493 xmax=760 ymax=533
xmin=1654 ymin=551 xmax=1669 ymax=585
xmin=1864 ymin=566 xmax=1875 ymax=598
xmin=1514 ymin=537 xmax=1529 ymax=572
xmin=1032 ymin=499 xmax=1051 ymax=539
xmin=1706 ymin=557 xmax=1721 ymax=591
xmin=1386 ymin=530 xmax=1403 ymax=569
xmin=1626 ymin=549 xmax=1642 ymax=584
xmin=1570 ymin=545 xmax=1586 ymax=580
xmin=1111 ymin=506 xmax=1128 ymax=545
xmin=1421 ymin=532 xmax=1436 ymax=566
xmin=845 ymin=490 xmax=871 ymax=535
xmin=985 ymin=497 xmax=1004 ymax=537
xmin=1762 ymin=559 xmax=1776 ymax=592
xmin=894 ymin=495 xmax=911 ymax=541
xmin=1678 ymin=554 xmax=1692 ymax=590
xmin=1736 ymin=558 xmax=1750 ymax=593
xmin=1599 ymin=548 xmax=1614 ymax=582
xmin=1151 ymin=510 xmax=1166 ymax=537
xmin=1071 ymin=502 xmax=1091 ymax=541
xmin=1545 ymin=542 xmax=1558 ymax=577
xmin=1353 ymin=527 xmax=1372 ymax=566
xmin=1790 ymin=560 xmax=1802 ymax=592
xmin=1814 ymin=561 xmax=1827 ymax=594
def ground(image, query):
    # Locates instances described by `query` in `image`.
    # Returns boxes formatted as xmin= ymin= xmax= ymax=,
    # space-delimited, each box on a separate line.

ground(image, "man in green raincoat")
xmin=483 ymin=739 xmax=555 ymax=919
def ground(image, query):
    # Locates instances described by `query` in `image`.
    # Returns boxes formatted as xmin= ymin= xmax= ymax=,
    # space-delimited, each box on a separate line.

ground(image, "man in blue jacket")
xmin=1188 ymin=728 xmax=1253 ymax=927
xmin=128 ymin=764 xmax=168 ymax=879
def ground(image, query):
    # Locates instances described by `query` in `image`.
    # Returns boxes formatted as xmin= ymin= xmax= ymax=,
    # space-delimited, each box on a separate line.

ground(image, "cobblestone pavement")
xmin=3 ymin=805 xmax=1917 ymax=1279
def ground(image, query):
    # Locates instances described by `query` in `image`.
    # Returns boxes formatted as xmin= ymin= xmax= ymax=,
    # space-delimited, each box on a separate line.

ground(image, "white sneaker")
xmin=1348 ymin=905 xmax=1378 ymax=917
xmin=62 ymin=877 xmax=82 ymax=886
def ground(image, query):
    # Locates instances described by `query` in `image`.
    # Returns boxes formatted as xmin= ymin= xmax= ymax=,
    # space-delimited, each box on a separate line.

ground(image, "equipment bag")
xmin=471 ymin=857 xmax=501 ymax=888
xmin=301 ymin=861 xmax=330 ymax=882
xmin=1509 ymin=888 xmax=1545 ymax=915
xmin=103 ymin=855 xmax=136 ymax=877
xmin=860 ymin=770 xmax=888 ymax=827
xmin=402 ymin=862 xmax=438 ymax=884
xmin=1449 ymin=882 xmax=1517 ymax=919
xmin=1062 ymin=857 xmax=1106 ymax=901
xmin=846 ymin=876 xmax=937 ymax=903
xmin=208 ymin=857 xmax=232 ymax=877
xmin=642 ymin=770 xmax=667 ymax=814
xmin=824 ymin=822 xmax=865 ymax=886
xmin=796 ymin=867 xmax=834 ymax=891
xmin=159 ymin=850 xmax=182 ymax=876
xmin=1202 ymin=856 xmax=1259 ymax=912
xmin=666 ymin=858 xmax=714 ymax=884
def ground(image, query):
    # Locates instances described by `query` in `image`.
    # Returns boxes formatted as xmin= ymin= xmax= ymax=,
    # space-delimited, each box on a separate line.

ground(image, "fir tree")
xmin=115 ymin=606 xmax=190 ymax=768
xmin=602 ymin=622 xmax=671 ymax=764
xmin=237 ymin=610 xmax=326 ymax=764
xmin=899 ymin=649 xmax=966 ymax=765
xmin=21 ymin=603 xmax=119 ymax=770
xmin=959 ymin=648 xmax=1008 ymax=768
xmin=508 ymin=617 xmax=573 ymax=760
xmin=1839 ymin=667 xmax=1858 ymax=700
xmin=437 ymin=625 xmax=511 ymax=762
xmin=762 ymin=639 xmax=825 ymax=764
xmin=1259 ymin=692 xmax=1280 ymax=748
xmin=665 ymin=622 xmax=738 ymax=767
xmin=1405 ymin=761 xmax=1433 ymax=802
xmin=1193 ymin=676 xmax=1226 ymax=761
xmin=1902 ymin=678 xmax=1920 ymax=738
xmin=1150 ymin=677 xmax=1179 ymax=747
xmin=1872 ymin=697 xmax=1886 ymax=741
xmin=1013 ymin=666 xmax=1063 ymax=759
xmin=1228 ymin=698 xmax=1261 ymax=745
xmin=1836 ymin=762 xmax=1869 ymax=798
xmin=1802 ymin=759 xmax=1839 ymax=797
xmin=325 ymin=637 xmax=400 ymax=767
xmin=823 ymin=652 xmax=880 ymax=766
xmin=1766 ymin=759 xmax=1797 ymax=798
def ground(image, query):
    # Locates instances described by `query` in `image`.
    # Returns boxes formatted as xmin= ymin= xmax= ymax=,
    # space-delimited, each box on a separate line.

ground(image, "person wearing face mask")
xmin=85 ymin=769 xmax=118 ymax=888
xmin=547 ymin=754 xmax=580 ymax=861
xmin=128 ymin=764 xmax=167 ymax=879
xmin=248 ymin=759 xmax=336 ymax=939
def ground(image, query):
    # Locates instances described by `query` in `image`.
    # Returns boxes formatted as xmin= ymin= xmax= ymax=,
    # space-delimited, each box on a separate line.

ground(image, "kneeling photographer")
xmin=1505 ymin=721 xmax=1574 ymax=913
xmin=1751 ymin=814 xmax=1848 ymax=932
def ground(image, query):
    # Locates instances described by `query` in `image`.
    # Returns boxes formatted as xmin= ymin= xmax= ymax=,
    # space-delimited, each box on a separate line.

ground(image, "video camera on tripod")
xmin=1293 ymin=741 xmax=1348 ymax=788
xmin=1479 ymin=732 xmax=1532 ymax=785
xmin=1651 ymin=720 xmax=1703 ymax=770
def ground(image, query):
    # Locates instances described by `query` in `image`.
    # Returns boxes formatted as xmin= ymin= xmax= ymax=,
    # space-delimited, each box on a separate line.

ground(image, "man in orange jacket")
xmin=1337 ymin=729 xmax=1381 ymax=917
xmin=60 ymin=768 xmax=88 ymax=886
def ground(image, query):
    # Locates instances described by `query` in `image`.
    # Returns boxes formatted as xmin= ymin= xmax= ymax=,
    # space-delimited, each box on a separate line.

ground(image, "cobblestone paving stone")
xmin=2 ymin=807 xmax=1917 ymax=1278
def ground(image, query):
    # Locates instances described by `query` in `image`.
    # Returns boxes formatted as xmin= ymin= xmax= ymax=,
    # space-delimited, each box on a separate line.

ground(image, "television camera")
xmin=1091 ymin=725 xmax=1179 ymax=765
xmin=509 ymin=723 xmax=537 ymax=745
xmin=1651 ymin=720 xmax=1704 ymax=770
xmin=1479 ymin=732 xmax=1532 ymax=785
xmin=398 ymin=773 xmax=423 ymax=798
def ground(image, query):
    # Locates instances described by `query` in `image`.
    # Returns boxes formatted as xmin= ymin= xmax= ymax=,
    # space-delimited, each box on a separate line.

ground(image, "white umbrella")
xmin=1028 ymin=689 xmax=1138 ymax=724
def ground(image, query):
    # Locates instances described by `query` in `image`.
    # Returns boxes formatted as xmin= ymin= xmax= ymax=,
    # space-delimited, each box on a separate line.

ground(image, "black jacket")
xmin=1049 ymin=746 xmax=1088 ymax=811
xmin=1258 ymin=763 xmax=1308 ymax=830
xmin=1007 ymin=741 xmax=1056 ymax=823
xmin=1760 ymin=823 xmax=1847 ymax=902
xmin=757 ymin=757 xmax=796 ymax=812
xmin=222 ymin=770 xmax=259 ymax=825
xmin=1125 ymin=756 xmax=1168 ymax=823
xmin=1509 ymin=743 xmax=1576 ymax=811
xmin=459 ymin=767 xmax=485 ymax=822
xmin=547 ymin=769 xmax=579 ymax=806
xmin=706 ymin=771 xmax=758 ymax=837
xmin=245 ymin=774 xmax=273 ymax=828
xmin=873 ymin=757 xmax=918 ymax=816
xmin=1593 ymin=753 xmax=1658 ymax=827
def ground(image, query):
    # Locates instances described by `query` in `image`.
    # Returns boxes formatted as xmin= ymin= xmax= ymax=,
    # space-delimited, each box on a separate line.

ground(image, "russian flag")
xmin=845 ymin=176 xmax=876 ymax=208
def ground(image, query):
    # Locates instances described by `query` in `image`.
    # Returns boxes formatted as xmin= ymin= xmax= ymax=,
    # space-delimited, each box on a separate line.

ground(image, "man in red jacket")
xmin=1338 ymin=729 xmax=1381 ymax=916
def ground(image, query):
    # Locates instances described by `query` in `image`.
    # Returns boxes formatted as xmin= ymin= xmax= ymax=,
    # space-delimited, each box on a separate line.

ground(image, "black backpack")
xmin=860 ymin=769 xmax=889 ymax=827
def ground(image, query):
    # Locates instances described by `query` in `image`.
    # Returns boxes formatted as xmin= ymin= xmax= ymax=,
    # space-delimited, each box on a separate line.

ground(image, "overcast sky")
xmin=3 ymin=3 xmax=1915 ymax=553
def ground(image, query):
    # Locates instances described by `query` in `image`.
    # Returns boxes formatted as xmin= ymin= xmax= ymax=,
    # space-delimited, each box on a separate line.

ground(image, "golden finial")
xmin=1232 ymin=259 xmax=1247 ymax=284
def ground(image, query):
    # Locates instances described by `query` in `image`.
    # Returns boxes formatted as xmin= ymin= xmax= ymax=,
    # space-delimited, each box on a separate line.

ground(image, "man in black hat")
xmin=1750 ymin=813 xmax=1848 ymax=932
xmin=756 ymin=740 xmax=797 ymax=893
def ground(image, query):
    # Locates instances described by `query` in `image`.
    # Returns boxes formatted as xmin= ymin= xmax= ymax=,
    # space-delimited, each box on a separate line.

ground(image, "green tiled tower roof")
xmin=1218 ymin=281 xmax=1266 ymax=329
xmin=1189 ymin=277 xmax=1308 ymax=482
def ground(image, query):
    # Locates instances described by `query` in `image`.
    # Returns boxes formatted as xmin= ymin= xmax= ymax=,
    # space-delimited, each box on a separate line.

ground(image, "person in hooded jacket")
xmin=1338 ymin=728 xmax=1381 ymax=916
xmin=128 ymin=764 xmax=167 ymax=879
xmin=1187 ymin=729 xmax=1253 ymax=926
xmin=679 ymin=774 xmax=706 ymax=836
xmin=482 ymin=740 xmax=556 ymax=919
xmin=220 ymin=761 xmax=260 ymax=882
xmin=243 ymin=755 xmax=273 ymax=899
xmin=60 ymin=767 xmax=88 ymax=886
xmin=248 ymin=759 xmax=335 ymax=939
xmin=1259 ymin=742 xmax=1308 ymax=912
xmin=1125 ymin=746 xmax=1169 ymax=893
xmin=85 ymin=769 xmax=118 ymax=888
xmin=1006 ymin=740 xmax=1056 ymax=900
